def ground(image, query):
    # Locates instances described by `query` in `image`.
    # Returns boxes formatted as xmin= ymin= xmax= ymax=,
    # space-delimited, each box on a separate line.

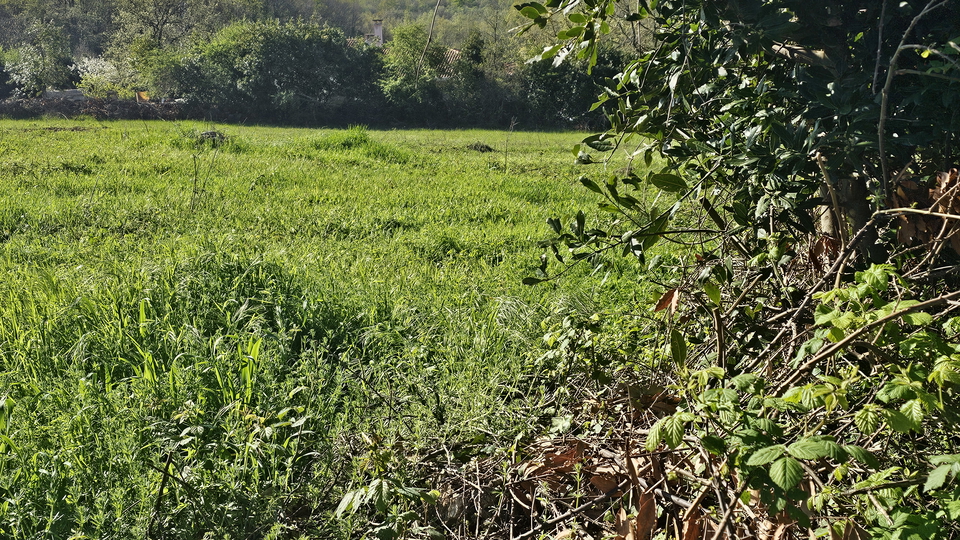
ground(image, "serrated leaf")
xmin=902 ymin=311 xmax=933 ymax=326
xmin=645 ymin=418 xmax=664 ymax=451
xmin=788 ymin=439 xmax=829 ymax=460
xmin=900 ymin=399 xmax=925 ymax=425
xmin=814 ymin=306 xmax=840 ymax=326
xmin=747 ymin=445 xmax=785 ymax=466
xmin=844 ymin=445 xmax=879 ymax=468
xmin=854 ymin=406 xmax=880 ymax=434
xmin=885 ymin=409 xmax=917 ymax=433
xmin=820 ymin=440 xmax=848 ymax=462
xmin=731 ymin=373 xmax=759 ymax=392
xmin=701 ymin=435 xmax=727 ymax=455
xmin=924 ymin=464 xmax=953 ymax=492
xmin=769 ymin=457 xmax=803 ymax=490
xmin=930 ymin=454 xmax=960 ymax=465
xmin=663 ymin=414 xmax=687 ymax=448
xmin=649 ymin=173 xmax=688 ymax=192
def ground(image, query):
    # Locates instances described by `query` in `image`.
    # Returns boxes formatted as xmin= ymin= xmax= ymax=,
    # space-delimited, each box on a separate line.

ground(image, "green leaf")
xmin=902 ymin=311 xmax=933 ymax=326
xmin=579 ymin=176 xmax=603 ymax=194
xmin=747 ymin=445 xmax=785 ymax=466
xmin=701 ymin=435 xmax=727 ymax=455
xmin=820 ymin=440 xmax=848 ymax=462
xmin=731 ymin=373 xmax=759 ymax=392
xmin=663 ymin=413 xmax=688 ymax=448
xmin=844 ymin=445 xmax=879 ymax=468
xmin=885 ymin=409 xmax=917 ymax=433
xmin=335 ymin=489 xmax=363 ymax=516
xmin=519 ymin=6 xmax=541 ymax=19
xmin=900 ymin=399 xmax=925 ymax=425
xmin=704 ymin=281 xmax=721 ymax=306
xmin=583 ymin=133 xmax=615 ymax=152
xmin=670 ymin=328 xmax=687 ymax=364
xmin=645 ymin=417 xmax=664 ymax=451
xmin=813 ymin=306 xmax=839 ymax=326
xmin=649 ymin=173 xmax=687 ymax=192
xmin=924 ymin=464 xmax=952 ymax=492
xmin=930 ymin=454 xmax=960 ymax=465
xmin=769 ymin=456 xmax=803 ymax=490
xmin=854 ymin=406 xmax=880 ymax=434
xmin=788 ymin=439 xmax=829 ymax=460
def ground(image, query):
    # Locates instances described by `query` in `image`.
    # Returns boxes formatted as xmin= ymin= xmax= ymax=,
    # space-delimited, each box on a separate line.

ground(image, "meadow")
xmin=0 ymin=119 xmax=650 ymax=538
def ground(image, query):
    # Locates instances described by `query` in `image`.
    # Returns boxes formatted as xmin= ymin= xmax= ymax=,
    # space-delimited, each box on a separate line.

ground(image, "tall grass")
xmin=0 ymin=120 xmax=648 ymax=538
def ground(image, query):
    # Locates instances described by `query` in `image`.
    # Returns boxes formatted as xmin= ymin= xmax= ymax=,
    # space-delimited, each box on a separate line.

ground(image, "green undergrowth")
xmin=0 ymin=120 xmax=654 ymax=538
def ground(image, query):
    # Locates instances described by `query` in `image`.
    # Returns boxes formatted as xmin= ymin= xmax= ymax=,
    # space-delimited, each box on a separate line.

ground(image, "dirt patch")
xmin=466 ymin=141 xmax=496 ymax=152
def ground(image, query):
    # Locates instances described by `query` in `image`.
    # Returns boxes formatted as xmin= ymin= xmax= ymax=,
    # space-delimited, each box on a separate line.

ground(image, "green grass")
xmin=0 ymin=119 xmax=650 ymax=538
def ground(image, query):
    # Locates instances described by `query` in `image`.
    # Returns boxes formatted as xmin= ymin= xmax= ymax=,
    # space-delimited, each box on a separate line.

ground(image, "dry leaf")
xmin=635 ymin=490 xmax=657 ymax=540
xmin=654 ymin=288 xmax=679 ymax=314
xmin=589 ymin=473 xmax=621 ymax=494
xmin=681 ymin=516 xmax=702 ymax=540
xmin=841 ymin=520 xmax=871 ymax=540
xmin=616 ymin=507 xmax=634 ymax=540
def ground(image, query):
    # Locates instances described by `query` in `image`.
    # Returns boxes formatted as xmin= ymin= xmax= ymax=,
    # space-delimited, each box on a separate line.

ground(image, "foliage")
xmin=379 ymin=23 xmax=450 ymax=120
xmin=3 ymin=20 xmax=74 ymax=97
xmin=74 ymin=56 xmax=137 ymax=99
xmin=519 ymin=0 xmax=960 ymax=537
xmin=0 ymin=120 xmax=626 ymax=538
xmin=169 ymin=20 xmax=383 ymax=123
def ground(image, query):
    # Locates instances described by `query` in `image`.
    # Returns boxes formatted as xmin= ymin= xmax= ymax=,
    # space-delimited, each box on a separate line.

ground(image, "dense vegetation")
xmin=508 ymin=0 xmax=960 ymax=538
xmin=4 ymin=0 xmax=960 ymax=538
xmin=0 ymin=120 xmax=649 ymax=538
xmin=0 ymin=0 xmax=641 ymax=128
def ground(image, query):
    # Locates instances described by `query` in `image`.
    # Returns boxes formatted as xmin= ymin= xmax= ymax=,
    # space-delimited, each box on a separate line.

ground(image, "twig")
xmin=777 ymin=289 xmax=960 ymax=392
xmin=876 ymin=207 xmax=960 ymax=220
xmin=512 ymin=478 xmax=630 ymax=539
xmin=878 ymin=0 xmax=949 ymax=197
xmin=147 ymin=451 xmax=173 ymax=540
xmin=872 ymin=0 xmax=888 ymax=93
xmin=816 ymin=153 xmax=847 ymax=247
xmin=416 ymin=0 xmax=443 ymax=81
xmin=750 ymin=219 xmax=878 ymax=372
xmin=707 ymin=477 xmax=750 ymax=540
xmin=894 ymin=69 xmax=960 ymax=84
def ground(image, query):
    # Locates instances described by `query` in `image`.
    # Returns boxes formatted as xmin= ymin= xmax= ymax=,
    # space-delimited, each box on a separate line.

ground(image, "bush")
xmin=171 ymin=20 xmax=384 ymax=123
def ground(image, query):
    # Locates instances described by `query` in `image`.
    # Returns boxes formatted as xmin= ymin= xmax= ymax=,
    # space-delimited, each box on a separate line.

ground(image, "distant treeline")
xmin=0 ymin=0 xmax=647 ymax=128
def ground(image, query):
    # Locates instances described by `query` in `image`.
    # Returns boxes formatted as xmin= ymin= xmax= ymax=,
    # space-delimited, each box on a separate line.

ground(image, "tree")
xmin=172 ymin=20 xmax=383 ymax=122
xmin=522 ymin=0 xmax=960 ymax=536
xmin=3 ymin=19 xmax=74 ymax=96
xmin=378 ymin=23 xmax=449 ymax=121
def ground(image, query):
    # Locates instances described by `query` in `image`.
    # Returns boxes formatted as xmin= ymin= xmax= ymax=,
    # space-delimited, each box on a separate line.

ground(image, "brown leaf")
xmin=589 ymin=473 xmax=621 ymax=495
xmin=635 ymin=490 xmax=657 ymax=540
xmin=841 ymin=520 xmax=870 ymax=540
xmin=543 ymin=441 xmax=586 ymax=474
xmin=616 ymin=507 xmax=634 ymax=540
xmin=681 ymin=516 xmax=702 ymax=540
xmin=654 ymin=288 xmax=678 ymax=313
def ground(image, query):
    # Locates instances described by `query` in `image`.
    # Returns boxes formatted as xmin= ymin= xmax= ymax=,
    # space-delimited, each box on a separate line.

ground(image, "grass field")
xmin=0 ymin=119 xmax=652 ymax=538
